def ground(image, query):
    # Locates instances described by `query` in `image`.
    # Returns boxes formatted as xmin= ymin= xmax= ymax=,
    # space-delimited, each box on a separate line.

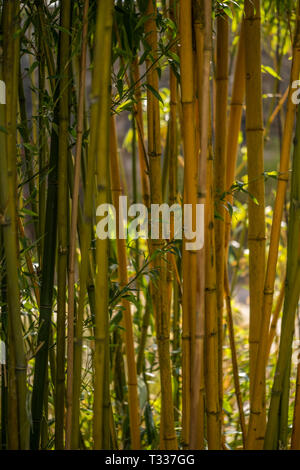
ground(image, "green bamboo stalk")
xmin=1 ymin=0 xmax=29 ymax=450
xmin=55 ymin=0 xmax=71 ymax=450
xmin=264 ymin=106 xmax=300 ymax=449
xmin=70 ymin=0 xmax=113 ymax=451
xmin=37 ymin=13 xmax=47 ymax=267
xmin=0 ymin=14 xmax=28 ymax=454
xmin=18 ymin=72 xmax=39 ymax=243
xmin=246 ymin=0 xmax=300 ymax=448
xmin=66 ymin=0 xmax=89 ymax=450
xmin=30 ymin=46 xmax=60 ymax=454
xmin=0 ymin=241 xmax=8 ymax=450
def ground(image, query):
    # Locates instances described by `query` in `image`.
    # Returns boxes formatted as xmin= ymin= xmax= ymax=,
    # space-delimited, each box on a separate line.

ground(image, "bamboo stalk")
xmin=224 ymin=268 xmax=246 ymax=446
xmin=168 ymin=0 xmax=180 ymax=432
xmin=264 ymin=105 xmax=300 ymax=450
xmin=244 ymin=3 xmax=266 ymax=444
xmin=132 ymin=58 xmax=151 ymax=209
xmin=291 ymin=353 xmax=300 ymax=449
xmin=197 ymin=0 xmax=221 ymax=450
xmin=55 ymin=0 xmax=71 ymax=449
xmin=246 ymin=1 xmax=300 ymax=449
xmin=266 ymin=278 xmax=285 ymax=360
xmin=214 ymin=10 xmax=229 ymax=425
xmin=18 ymin=74 xmax=39 ymax=243
xmin=93 ymin=0 xmax=114 ymax=450
xmin=66 ymin=0 xmax=89 ymax=450
xmin=190 ymin=0 xmax=205 ymax=449
xmin=30 ymin=45 xmax=60 ymax=453
xmin=179 ymin=0 xmax=198 ymax=449
xmin=225 ymin=22 xmax=245 ymax=252
xmin=110 ymin=115 xmax=140 ymax=449
xmin=204 ymin=130 xmax=221 ymax=450
xmin=145 ymin=0 xmax=177 ymax=450
xmin=0 ymin=2 xmax=29 ymax=448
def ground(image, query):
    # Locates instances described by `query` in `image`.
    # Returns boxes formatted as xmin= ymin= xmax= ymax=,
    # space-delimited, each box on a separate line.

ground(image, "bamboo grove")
xmin=2 ymin=0 xmax=300 ymax=451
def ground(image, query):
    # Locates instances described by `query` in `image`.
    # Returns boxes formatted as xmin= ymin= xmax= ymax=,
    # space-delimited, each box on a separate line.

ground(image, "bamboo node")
xmin=263 ymin=288 xmax=274 ymax=295
xmin=205 ymin=287 xmax=217 ymax=293
xmin=0 ymin=214 xmax=10 ymax=226
xmin=58 ymin=245 xmax=68 ymax=255
xmin=250 ymin=407 xmax=262 ymax=415
xmin=97 ymin=183 xmax=106 ymax=192
xmin=245 ymin=127 xmax=264 ymax=132
xmin=15 ymin=366 xmax=27 ymax=372
xmin=248 ymin=236 xmax=267 ymax=241
xmin=230 ymin=102 xmax=244 ymax=107
xmin=181 ymin=334 xmax=191 ymax=340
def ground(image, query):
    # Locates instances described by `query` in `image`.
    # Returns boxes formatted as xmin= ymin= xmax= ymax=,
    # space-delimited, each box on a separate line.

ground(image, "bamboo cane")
xmin=0 ymin=2 xmax=29 ymax=448
xmin=291 ymin=353 xmax=300 ymax=449
xmin=224 ymin=268 xmax=247 ymax=446
xmin=190 ymin=0 xmax=205 ymax=449
xmin=179 ymin=0 xmax=198 ymax=449
xmin=66 ymin=0 xmax=89 ymax=450
xmin=93 ymin=0 xmax=114 ymax=450
xmin=214 ymin=10 xmax=229 ymax=425
xmin=264 ymin=105 xmax=300 ymax=449
xmin=244 ymin=2 xmax=266 ymax=436
xmin=246 ymin=0 xmax=300 ymax=449
xmin=55 ymin=0 xmax=71 ymax=449
xmin=145 ymin=0 xmax=177 ymax=450
xmin=30 ymin=49 xmax=60 ymax=453
xmin=110 ymin=115 xmax=141 ymax=449
xmin=197 ymin=0 xmax=221 ymax=450
xmin=225 ymin=22 xmax=245 ymax=252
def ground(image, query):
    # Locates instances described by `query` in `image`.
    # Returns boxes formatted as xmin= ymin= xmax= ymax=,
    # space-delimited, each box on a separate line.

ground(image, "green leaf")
xmin=145 ymin=84 xmax=164 ymax=105
xmin=261 ymin=65 xmax=282 ymax=81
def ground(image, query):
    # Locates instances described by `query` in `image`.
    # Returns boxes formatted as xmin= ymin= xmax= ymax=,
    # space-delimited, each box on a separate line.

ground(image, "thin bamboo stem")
xmin=145 ymin=0 xmax=177 ymax=450
xmin=214 ymin=11 xmax=229 ymax=427
xmin=55 ymin=0 xmax=71 ymax=449
xmin=110 ymin=116 xmax=140 ymax=449
xmin=66 ymin=0 xmax=89 ymax=450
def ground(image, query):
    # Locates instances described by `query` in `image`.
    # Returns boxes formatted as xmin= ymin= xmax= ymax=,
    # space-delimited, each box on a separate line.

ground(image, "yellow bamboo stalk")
xmin=214 ymin=11 xmax=229 ymax=423
xmin=189 ymin=0 xmax=205 ymax=450
xmin=196 ymin=0 xmax=221 ymax=450
xmin=204 ymin=128 xmax=221 ymax=450
xmin=266 ymin=279 xmax=285 ymax=360
xmin=264 ymin=85 xmax=289 ymax=137
xmin=246 ymin=0 xmax=300 ymax=449
xmin=179 ymin=0 xmax=198 ymax=449
xmin=244 ymin=2 xmax=266 ymax=433
xmin=110 ymin=116 xmax=141 ymax=449
xmin=93 ymin=0 xmax=114 ymax=450
xmin=224 ymin=268 xmax=247 ymax=446
xmin=145 ymin=0 xmax=177 ymax=450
